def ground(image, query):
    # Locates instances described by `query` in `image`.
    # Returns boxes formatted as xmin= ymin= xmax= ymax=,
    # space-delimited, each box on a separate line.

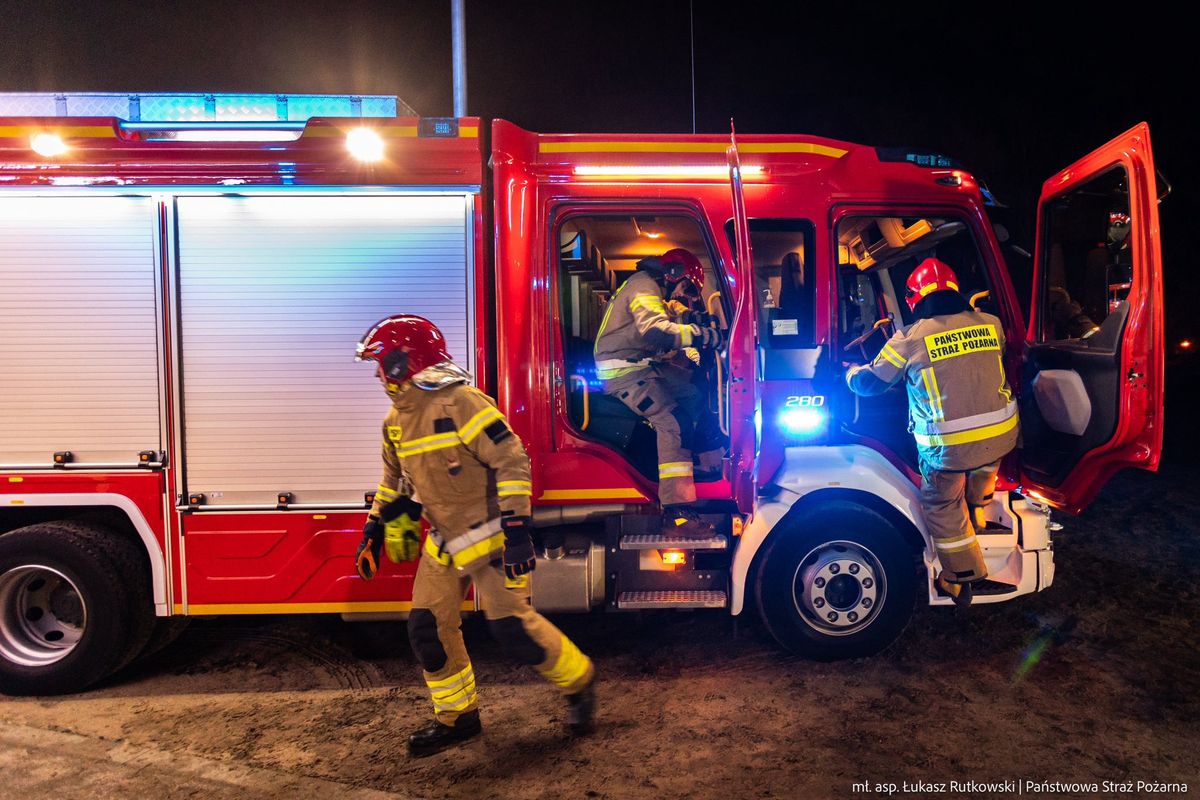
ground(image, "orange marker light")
xmin=1180 ymin=339 xmax=1193 ymax=350
xmin=661 ymin=549 xmax=687 ymax=566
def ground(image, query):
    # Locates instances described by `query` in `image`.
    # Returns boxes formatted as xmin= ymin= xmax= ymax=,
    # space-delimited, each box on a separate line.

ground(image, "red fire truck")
xmin=0 ymin=92 xmax=1163 ymax=694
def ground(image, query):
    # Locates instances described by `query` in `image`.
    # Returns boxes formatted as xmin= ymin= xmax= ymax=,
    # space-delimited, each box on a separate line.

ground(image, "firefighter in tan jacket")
xmin=593 ymin=250 xmax=723 ymax=536
xmin=846 ymin=259 xmax=1019 ymax=606
xmin=354 ymin=315 xmax=595 ymax=757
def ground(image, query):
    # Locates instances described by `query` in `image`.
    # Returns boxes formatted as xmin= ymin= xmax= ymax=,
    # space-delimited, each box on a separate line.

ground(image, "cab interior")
xmin=556 ymin=214 xmax=731 ymax=481
xmin=836 ymin=214 xmax=996 ymax=471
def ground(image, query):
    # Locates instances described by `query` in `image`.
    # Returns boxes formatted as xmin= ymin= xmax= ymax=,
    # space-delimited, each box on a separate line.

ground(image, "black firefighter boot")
xmin=662 ymin=505 xmax=716 ymax=539
xmin=565 ymin=682 xmax=597 ymax=735
xmin=407 ymin=709 xmax=482 ymax=758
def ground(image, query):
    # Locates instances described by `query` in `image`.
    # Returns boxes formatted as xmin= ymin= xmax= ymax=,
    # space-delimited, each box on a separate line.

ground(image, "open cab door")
xmin=1018 ymin=123 xmax=1164 ymax=514
xmin=726 ymin=129 xmax=761 ymax=512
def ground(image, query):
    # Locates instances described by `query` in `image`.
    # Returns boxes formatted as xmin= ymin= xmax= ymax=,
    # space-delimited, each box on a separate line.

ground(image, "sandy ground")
xmin=1 ymin=464 xmax=1197 ymax=800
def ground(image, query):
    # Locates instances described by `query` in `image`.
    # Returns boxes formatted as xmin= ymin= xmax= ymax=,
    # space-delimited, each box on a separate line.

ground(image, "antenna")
xmin=689 ymin=0 xmax=697 ymax=134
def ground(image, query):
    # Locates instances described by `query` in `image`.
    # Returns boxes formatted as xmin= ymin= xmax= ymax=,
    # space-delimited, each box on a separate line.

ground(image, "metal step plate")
xmin=619 ymin=534 xmax=728 ymax=551
xmin=617 ymin=590 xmax=728 ymax=609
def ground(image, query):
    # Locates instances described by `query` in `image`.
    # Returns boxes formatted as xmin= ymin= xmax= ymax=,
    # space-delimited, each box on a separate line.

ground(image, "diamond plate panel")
xmin=285 ymin=95 xmax=354 ymax=120
xmin=140 ymin=95 xmax=209 ymax=122
xmin=620 ymin=534 xmax=728 ymax=550
xmin=63 ymin=95 xmax=129 ymax=117
xmin=617 ymin=590 xmax=728 ymax=609
xmin=0 ymin=94 xmax=58 ymax=116
xmin=214 ymin=95 xmax=277 ymax=121
xmin=360 ymin=97 xmax=400 ymax=117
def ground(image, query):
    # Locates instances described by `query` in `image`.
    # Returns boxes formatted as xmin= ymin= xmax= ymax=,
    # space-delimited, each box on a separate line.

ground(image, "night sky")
xmin=2 ymin=0 xmax=1196 ymax=433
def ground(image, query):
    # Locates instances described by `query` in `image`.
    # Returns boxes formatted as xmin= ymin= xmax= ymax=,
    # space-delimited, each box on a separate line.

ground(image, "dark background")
xmin=2 ymin=0 xmax=1195 ymax=457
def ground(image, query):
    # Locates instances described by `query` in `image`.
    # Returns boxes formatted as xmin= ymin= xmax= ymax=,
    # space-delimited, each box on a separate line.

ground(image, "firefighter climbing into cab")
xmin=845 ymin=258 xmax=1020 ymax=606
xmin=593 ymin=248 xmax=725 ymax=536
xmin=354 ymin=315 xmax=595 ymax=756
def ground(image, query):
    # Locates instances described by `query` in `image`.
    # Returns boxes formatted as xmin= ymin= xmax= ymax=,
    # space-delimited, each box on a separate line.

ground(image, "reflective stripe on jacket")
xmin=594 ymin=271 xmax=697 ymax=380
xmin=370 ymin=372 xmax=532 ymax=570
xmin=846 ymin=309 xmax=1019 ymax=470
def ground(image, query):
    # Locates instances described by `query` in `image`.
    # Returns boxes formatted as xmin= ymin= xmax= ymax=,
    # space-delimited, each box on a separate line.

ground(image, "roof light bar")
xmin=573 ymin=165 xmax=764 ymax=179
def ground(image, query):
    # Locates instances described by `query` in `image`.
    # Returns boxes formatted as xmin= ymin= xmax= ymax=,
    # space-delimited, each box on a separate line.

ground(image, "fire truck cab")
xmin=0 ymin=93 xmax=1164 ymax=694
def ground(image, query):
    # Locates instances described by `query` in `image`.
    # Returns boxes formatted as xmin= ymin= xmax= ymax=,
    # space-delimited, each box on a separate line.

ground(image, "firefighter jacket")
xmin=594 ymin=271 xmax=699 ymax=381
xmin=846 ymin=308 xmax=1019 ymax=471
xmin=369 ymin=363 xmax=532 ymax=572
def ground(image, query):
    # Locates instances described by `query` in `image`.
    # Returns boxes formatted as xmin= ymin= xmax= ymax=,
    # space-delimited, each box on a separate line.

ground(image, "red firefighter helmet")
xmin=355 ymin=315 xmax=452 ymax=387
xmin=660 ymin=248 xmax=705 ymax=291
xmin=904 ymin=257 xmax=961 ymax=312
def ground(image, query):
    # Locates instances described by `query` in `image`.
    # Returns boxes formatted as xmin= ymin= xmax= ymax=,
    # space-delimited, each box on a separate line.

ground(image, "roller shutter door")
xmin=0 ymin=196 xmax=162 ymax=466
xmin=176 ymin=194 xmax=473 ymax=506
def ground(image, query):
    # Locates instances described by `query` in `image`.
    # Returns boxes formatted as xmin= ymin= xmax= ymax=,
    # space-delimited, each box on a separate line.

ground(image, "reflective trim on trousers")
xmin=539 ymin=634 xmax=592 ymax=690
xmin=934 ymin=532 xmax=979 ymax=553
xmin=427 ymin=664 xmax=477 ymax=715
xmin=497 ymin=480 xmax=533 ymax=497
xmin=658 ymin=461 xmax=694 ymax=480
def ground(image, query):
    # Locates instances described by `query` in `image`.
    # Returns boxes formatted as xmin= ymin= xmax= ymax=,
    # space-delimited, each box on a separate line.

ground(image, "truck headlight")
xmin=779 ymin=407 xmax=826 ymax=436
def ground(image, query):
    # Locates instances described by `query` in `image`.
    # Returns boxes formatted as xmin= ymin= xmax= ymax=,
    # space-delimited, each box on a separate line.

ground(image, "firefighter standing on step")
xmin=354 ymin=314 xmax=595 ymax=757
xmin=845 ymin=258 xmax=1019 ymax=606
xmin=593 ymin=249 xmax=724 ymax=536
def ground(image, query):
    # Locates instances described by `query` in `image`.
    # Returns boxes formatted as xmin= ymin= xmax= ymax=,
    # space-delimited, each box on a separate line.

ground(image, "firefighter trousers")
xmin=919 ymin=457 xmax=1000 ymax=583
xmin=655 ymin=361 xmax=726 ymax=470
xmin=407 ymin=550 xmax=594 ymax=725
xmin=604 ymin=368 xmax=697 ymax=505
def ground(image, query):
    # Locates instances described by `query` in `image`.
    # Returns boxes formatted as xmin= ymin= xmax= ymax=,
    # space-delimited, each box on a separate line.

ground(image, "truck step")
xmin=616 ymin=590 xmax=728 ymax=609
xmin=619 ymin=533 xmax=728 ymax=551
xmin=972 ymin=579 xmax=1019 ymax=596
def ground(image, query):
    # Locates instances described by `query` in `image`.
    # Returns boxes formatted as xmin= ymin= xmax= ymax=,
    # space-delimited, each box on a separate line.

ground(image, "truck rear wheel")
xmin=754 ymin=502 xmax=917 ymax=660
xmin=0 ymin=522 xmax=146 ymax=695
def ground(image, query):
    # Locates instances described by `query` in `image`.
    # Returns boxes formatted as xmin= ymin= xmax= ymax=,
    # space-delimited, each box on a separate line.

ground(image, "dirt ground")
xmin=1 ymin=464 xmax=1197 ymax=800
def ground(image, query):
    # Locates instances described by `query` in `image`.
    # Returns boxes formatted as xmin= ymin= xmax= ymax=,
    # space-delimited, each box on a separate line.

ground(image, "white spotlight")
xmin=346 ymin=128 xmax=385 ymax=162
xmin=30 ymin=133 xmax=69 ymax=158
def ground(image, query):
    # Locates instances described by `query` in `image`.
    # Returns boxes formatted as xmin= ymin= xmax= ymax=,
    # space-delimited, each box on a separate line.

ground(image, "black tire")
xmin=137 ymin=617 xmax=190 ymax=661
xmin=67 ymin=522 xmax=156 ymax=672
xmin=0 ymin=523 xmax=139 ymax=695
xmin=753 ymin=501 xmax=918 ymax=660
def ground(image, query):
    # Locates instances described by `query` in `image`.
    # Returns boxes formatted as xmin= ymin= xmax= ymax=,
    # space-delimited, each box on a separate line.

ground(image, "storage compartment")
xmin=176 ymin=193 xmax=475 ymax=506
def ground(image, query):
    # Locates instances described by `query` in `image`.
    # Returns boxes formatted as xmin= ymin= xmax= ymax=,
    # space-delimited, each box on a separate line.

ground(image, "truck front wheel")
xmin=0 ymin=523 xmax=142 ymax=695
xmin=754 ymin=502 xmax=918 ymax=660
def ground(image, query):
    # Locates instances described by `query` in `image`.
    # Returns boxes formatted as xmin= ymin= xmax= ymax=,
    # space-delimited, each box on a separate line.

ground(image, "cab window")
xmin=725 ymin=219 xmax=816 ymax=349
xmin=837 ymin=214 xmax=995 ymax=358
xmin=1038 ymin=166 xmax=1132 ymax=346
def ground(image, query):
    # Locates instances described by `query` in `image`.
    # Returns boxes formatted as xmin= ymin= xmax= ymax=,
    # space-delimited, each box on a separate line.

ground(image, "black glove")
xmin=501 ymin=515 xmax=536 ymax=580
xmin=696 ymin=325 xmax=723 ymax=350
xmin=380 ymin=496 xmax=422 ymax=523
xmin=356 ymin=518 xmax=385 ymax=580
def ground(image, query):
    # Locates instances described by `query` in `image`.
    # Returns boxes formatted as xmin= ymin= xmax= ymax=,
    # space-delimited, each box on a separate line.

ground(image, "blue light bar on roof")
xmin=0 ymin=92 xmax=414 ymax=121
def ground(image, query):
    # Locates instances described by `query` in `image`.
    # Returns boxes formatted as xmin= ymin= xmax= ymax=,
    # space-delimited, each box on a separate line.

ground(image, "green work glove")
xmin=381 ymin=497 xmax=423 ymax=563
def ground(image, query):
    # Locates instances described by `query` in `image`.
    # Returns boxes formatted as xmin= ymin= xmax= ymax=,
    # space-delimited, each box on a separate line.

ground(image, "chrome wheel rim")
xmin=791 ymin=540 xmax=886 ymax=636
xmin=0 ymin=565 xmax=87 ymax=667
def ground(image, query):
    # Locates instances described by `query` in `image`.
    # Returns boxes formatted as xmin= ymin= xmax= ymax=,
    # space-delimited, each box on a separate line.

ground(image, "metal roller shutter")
xmin=176 ymin=194 xmax=473 ymax=506
xmin=0 ymin=196 xmax=162 ymax=467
